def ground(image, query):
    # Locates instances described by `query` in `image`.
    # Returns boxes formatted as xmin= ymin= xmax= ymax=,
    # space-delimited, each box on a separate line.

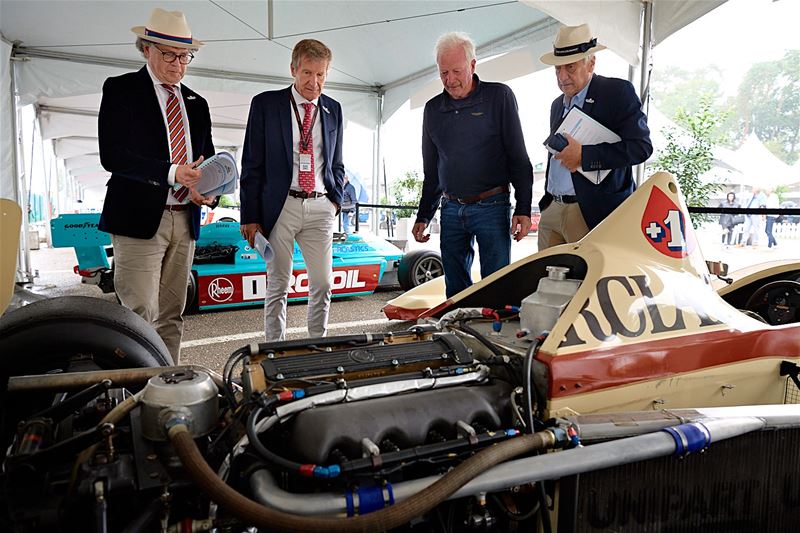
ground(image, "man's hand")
xmin=411 ymin=222 xmax=431 ymax=243
xmin=175 ymin=155 xmax=205 ymax=188
xmin=510 ymin=215 xmax=532 ymax=242
xmin=554 ymin=134 xmax=582 ymax=172
xmin=189 ymin=188 xmax=216 ymax=207
xmin=240 ymin=222 xmax=263 ymax=248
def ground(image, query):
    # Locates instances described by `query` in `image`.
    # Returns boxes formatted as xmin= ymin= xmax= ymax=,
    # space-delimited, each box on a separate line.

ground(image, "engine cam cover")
xmin=140 ymin=369 xmax=218 ymax=441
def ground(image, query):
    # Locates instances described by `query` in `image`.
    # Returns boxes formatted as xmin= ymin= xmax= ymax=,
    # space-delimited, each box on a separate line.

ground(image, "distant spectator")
xmin=739 ymin=188 xmax=767 ymax=247
xmin=764 ymin=189 xmax=779 ymax=248
xmin=341 ymin=174 xmax=357 ymax=234
xmin=718 ymin=191 xmax=741 ymax=247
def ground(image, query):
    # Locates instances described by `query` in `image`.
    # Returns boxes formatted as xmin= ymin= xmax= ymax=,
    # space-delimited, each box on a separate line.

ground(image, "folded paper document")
xmin=544 ymin=107 xmax=621 ymax=184
xmin=253 ymin=231 xmax=274 ymax=262
xmin=174 ymin=152 xmax=238 ymax=196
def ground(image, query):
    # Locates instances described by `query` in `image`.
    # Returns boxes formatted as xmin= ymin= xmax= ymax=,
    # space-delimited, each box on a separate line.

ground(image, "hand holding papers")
xmin=189 ymin=152 xmax=239 ymax=196
xmin=253 ymin=231 xmax=274 ymax=263
xmin=544 ymin=107 xmax=621 ymax=184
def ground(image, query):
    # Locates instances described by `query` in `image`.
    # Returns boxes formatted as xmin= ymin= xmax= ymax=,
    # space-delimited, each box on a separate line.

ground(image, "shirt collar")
xmin=563 ymin=75 xmax=592 ymax=109
xmin=291 ymin=84 xmax=319 ymax=107
xmin=146 ymin=64 xmax=181 ymax=94
xmin=439 ymin=74 xmax=482 ymax=110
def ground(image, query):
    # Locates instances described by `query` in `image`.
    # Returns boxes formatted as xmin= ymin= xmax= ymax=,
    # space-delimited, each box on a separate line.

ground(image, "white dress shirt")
xmin=290 ymin=85 xmax=325 ymax=193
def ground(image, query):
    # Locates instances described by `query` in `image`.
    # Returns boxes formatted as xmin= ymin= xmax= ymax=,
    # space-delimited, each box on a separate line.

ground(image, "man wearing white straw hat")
xmin=537 ymin=23 xmax=652 ymax=250
xmin=98 ymin=8 xmax=216 ymax=362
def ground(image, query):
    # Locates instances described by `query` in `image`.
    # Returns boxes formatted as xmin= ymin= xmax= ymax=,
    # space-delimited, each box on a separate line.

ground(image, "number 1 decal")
xmin=641 ymin=187 xmax=695 ymax=259
xmin=663 ymin=209 xmax=686 ymax=250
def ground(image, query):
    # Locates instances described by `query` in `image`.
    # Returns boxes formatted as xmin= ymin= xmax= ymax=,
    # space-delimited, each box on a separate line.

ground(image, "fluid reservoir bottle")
xmin=520 ymin=266 xmax=582 ymax=337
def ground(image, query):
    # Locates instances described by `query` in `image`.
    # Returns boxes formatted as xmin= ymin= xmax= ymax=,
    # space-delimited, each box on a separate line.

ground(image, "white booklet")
xmin=183 ymin=151 xmax=239 ymax=196
xmin=546 ymin=107 xmax=621 ymax=184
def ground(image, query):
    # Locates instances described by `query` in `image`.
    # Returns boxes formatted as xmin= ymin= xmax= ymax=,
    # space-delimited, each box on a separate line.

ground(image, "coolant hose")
xmin=169 ymin=424 xmax=556 ymax=532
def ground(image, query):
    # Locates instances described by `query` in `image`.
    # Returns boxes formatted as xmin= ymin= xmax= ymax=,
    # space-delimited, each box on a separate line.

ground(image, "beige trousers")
xmin=264 ymin=195 xmax=336 ymax=341
xmin=537 ymin=201 xmax=590 ymax=251
xmin=112 ymin=210 xmax=194 ymax=362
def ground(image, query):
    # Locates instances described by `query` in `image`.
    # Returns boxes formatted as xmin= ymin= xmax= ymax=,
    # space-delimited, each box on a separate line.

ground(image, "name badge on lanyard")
xmin=299 ymin=153 xmax=312 ymax=173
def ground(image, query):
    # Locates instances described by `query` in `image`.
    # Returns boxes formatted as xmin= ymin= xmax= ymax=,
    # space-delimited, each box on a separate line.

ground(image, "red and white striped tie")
xmin=298 ymin=102 xmax=316 ymax=193
xmin=162 ymin=84 xmax=189 ymax=202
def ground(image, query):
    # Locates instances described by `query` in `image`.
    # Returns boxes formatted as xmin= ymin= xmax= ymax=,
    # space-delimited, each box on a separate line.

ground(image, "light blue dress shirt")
xmin=547 ymin=79 xmax=593 ymax=196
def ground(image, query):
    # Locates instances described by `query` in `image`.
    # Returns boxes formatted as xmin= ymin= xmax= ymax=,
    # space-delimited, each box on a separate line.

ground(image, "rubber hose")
xmin=170 ymin=424 xmax=555 ymax=533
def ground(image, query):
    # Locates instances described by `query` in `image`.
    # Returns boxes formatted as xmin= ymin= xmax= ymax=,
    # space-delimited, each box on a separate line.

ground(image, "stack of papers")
xmin=195 ymin=152 xmax=239 ymax=196
xmin=545 ymin=107 xmax=621 ymax=184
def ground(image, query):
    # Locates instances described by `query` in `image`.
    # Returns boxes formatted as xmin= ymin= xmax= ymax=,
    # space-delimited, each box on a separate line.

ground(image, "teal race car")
xmin=50 ymin=214 xmax=443 ymax=312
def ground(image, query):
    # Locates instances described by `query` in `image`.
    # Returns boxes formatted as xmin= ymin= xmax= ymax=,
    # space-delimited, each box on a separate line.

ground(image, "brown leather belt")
xmin=443 ymin=185 xmax=509 ymax=205
xmin=289 ymin=189 xmax=326 ymax=199
xmin=164 ymin=204 xmax=190 ymax=211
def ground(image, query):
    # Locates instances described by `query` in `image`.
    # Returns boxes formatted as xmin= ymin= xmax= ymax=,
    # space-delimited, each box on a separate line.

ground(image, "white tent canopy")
xmin=0 ymin=0 xmax=726 ymax=279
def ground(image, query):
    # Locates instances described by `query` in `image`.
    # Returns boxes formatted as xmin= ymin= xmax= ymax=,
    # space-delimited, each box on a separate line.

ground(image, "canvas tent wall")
xmin=0 ymin=0 xmax=725 ymax=280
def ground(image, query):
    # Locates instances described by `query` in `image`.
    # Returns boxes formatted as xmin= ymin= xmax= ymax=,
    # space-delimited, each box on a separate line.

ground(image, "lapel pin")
xmin=585 ymin=98 xmax=594 ymax=104
xmin=187 ymin=95 xmax=196 ymax=100
xmin=322 ymin=105 xmax=330 ymax=114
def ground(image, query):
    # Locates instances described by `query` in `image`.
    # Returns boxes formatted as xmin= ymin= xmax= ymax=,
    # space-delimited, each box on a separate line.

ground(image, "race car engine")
xmin=1 ymin=326 xmax=567 ymax=533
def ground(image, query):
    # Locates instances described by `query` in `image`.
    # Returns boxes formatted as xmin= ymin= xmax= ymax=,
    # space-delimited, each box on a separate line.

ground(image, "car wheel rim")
xmin=415 ymin=257 xmax=443 ymax=284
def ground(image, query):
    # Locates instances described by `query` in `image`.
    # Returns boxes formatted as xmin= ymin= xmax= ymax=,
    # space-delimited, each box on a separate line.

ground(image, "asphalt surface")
xmin=21 ymin=246 xmax=416 ymax=374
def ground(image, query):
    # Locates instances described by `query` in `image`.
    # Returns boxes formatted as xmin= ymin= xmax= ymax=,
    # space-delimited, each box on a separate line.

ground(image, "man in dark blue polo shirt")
xmin=412 ymin=32 xmax=533 ymax=298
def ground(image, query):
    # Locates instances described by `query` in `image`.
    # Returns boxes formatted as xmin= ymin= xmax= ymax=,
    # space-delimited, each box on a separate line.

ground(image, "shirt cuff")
xmin=168 ymin=164 xmax=178 ymax=188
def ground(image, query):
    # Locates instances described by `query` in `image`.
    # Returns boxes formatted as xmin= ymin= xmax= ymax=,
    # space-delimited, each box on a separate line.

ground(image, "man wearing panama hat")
xmin=98 ymin=8 xmax=216 ymax=361
xmin=537 ymin=23 xmax=652 ymax=250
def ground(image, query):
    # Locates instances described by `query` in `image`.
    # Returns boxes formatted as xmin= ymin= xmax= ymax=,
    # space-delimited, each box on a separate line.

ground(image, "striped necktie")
xmin=162 ymin=84 xmax=190 ymax=202
xmin=298 ymin=102 xmax=316 ymax=193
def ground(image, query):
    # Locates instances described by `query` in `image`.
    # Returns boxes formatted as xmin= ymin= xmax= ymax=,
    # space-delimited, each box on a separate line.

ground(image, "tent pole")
xmin=372 ymin=92 xmax=384 ymax=234
xmin=636 ymin=0 xmax=654 ymax=186
xmin=9 ymin=48 xmax=34 ymax=283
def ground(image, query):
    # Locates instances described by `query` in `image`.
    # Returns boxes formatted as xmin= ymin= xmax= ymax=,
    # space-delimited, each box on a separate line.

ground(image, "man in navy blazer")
xmin=240 ymin=39 xmax=344 ymax=341
xmin=537 ymin=24 xmax=652 ymax=250
xmin=98 ymin=8 xmax=216 ymax=361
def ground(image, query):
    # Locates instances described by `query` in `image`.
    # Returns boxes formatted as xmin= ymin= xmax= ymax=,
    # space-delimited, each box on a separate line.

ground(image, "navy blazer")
xmin=539 ymin=74 xmax=652 ymax=229
xmin=240 ymin=87 xmax=345 ymax=238
xmin=98 ymin=67 xmax=215 ymax=240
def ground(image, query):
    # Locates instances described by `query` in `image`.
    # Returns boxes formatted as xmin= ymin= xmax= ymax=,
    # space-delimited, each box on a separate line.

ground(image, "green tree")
xmin=735 ymin=50 xmax=800 ymax=164
xmin=652 ymin=96 xmax=724 ymax=228
xmin=651 ymin=65 xmax=737 ymax=146
xmin=390 ymin=170 xmax=423 ymax=218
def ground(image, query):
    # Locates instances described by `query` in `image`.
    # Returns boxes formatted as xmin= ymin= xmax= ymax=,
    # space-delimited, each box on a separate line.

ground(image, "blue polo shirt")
xmin=416 ymin=75 xmax=533 ymax=222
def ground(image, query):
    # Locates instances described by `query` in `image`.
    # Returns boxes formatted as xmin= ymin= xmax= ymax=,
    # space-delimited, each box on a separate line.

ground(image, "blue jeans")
xmin=439 ymin=192 xmax=511 ymax=297
xmin=765 ymin=216 xmax=777 ymax=247
xmin=341 ymin=211 xmax=351 ymax=234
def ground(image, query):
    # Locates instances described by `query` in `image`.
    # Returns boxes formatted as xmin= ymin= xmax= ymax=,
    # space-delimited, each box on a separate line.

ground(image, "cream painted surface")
xmin=547 ymin=356 xmax=799 ymax=416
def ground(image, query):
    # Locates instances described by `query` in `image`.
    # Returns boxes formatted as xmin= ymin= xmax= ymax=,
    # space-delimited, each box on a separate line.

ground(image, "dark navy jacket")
xmin=98 ymin=67 xmax=215 ymax=240
xmin=416 ymin=75 xmax=532 ymax=222
xmin=539 ymin=74 xmax=652 ymax=229
xmin=239 ymin=87 xmax=344 ymax=238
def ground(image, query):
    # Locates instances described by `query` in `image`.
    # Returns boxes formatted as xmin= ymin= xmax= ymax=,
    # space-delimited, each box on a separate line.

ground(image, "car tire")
xmin=0 ymin=295 xmax=173 ymax=375
xmin=184 ymin=271 xmax=198 ymax=315
xmin=398 ymin=250 xmax=444 ymax=291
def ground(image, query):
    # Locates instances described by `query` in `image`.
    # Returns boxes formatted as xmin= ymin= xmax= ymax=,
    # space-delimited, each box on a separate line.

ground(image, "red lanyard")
xmin=289 ymin=92 xmax=319 ymax=152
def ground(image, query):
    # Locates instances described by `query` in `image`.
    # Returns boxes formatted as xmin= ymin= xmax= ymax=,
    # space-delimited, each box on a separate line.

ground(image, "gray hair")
xmin=434 ymin=32 xmax=476 ymax=64
xmin=135 ymin=37 xmax=199 ymax=55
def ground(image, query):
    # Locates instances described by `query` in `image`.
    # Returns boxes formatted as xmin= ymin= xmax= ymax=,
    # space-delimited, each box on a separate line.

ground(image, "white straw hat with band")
xmin=540 ymin=23 xmax=606 ymax=66
xmin=131 ymin=8 xmax=204 ymax=49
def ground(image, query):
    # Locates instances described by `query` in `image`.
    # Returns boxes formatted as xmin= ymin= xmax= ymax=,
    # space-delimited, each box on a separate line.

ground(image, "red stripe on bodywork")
xmin=543 ymin=325 xmax=800 ymax=398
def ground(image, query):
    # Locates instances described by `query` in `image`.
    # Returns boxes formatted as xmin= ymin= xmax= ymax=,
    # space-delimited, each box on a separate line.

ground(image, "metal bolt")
xmin=391 ymin=359 xmax=399 ymax=366
xmin=276 ymin=373 xmax=284 ymax=380
xmin=336 ymin=366 xmax=345 ymax=373
xmin=267 ymin=353 xmax=275 ymax=359
xmin=149 ymin=472 xmax=160 ymax=479
xmin=146 ymin=454 xmax=158 ymax=462
xmin=441 ymin=353 xmax=448 ymax=359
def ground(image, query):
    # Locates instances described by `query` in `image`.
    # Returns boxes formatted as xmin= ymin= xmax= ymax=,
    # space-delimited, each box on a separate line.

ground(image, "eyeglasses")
xmin=152 ymin=45 xmax=194 ymax=65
